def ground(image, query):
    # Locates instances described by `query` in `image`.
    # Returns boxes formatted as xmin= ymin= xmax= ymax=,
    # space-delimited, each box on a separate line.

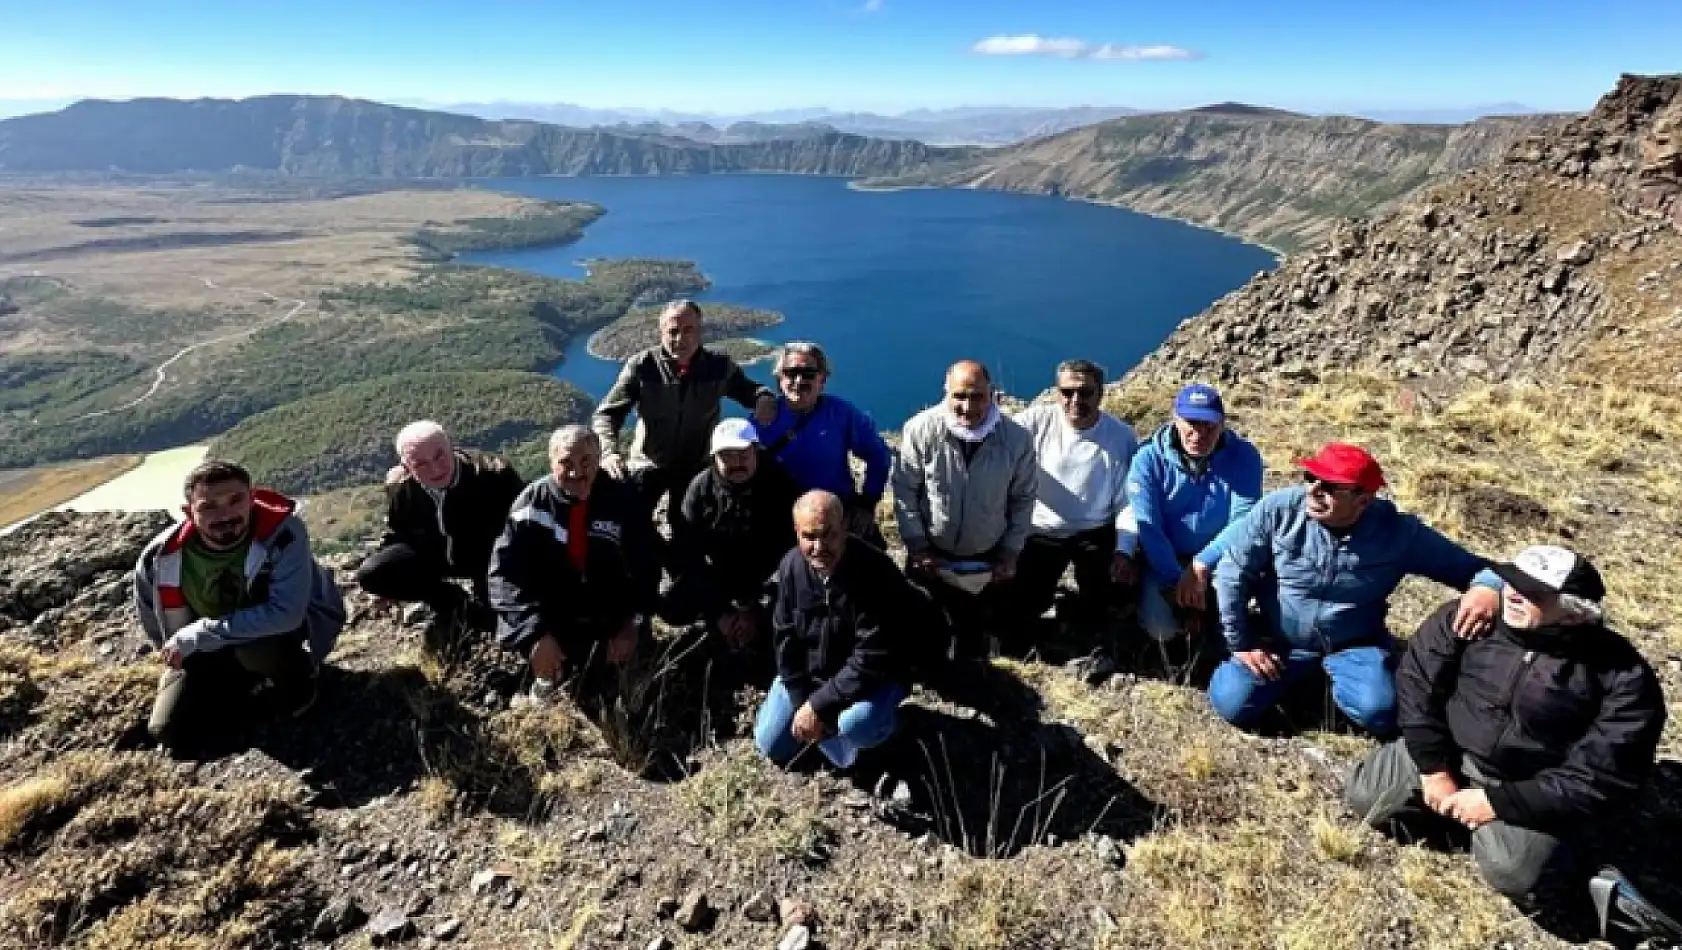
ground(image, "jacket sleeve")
xmin=1109 ymin=426 xmax=1139 ymax=553
xmin=1128 ymin=451 xmax=1184 ymax=589
xmin=1404 ymin=520 xmax=1489 ymax=591
xmin=1215 ymin=500 xmax=1275 ymax=652
xmin=1193 ymin=441 xmax=1265 ymax=571
xmin=178 ymin=520 xmax=317 ymax=654
xmin=133 ymin=546 xmax=164 ymax=648
xmin=495 ymin=462 xmax=528 ymax=514
xmin=807 ymin=564 xmax=900 ymax=722
xmin=890 ymin=421 xmax=932 ymax=554
xmin=849 ymin=404 xmax=893 ymax=501
xmin=1397 ymin=601 xmax=1468 ymax=775
xmin=1000 ymin=429 xmax=1040 ymax=558
xmin=487 ymin=492 xmax=547 ymax=652
xmin=625 ymin=489 xmax=663 ymax=623
xmin=723 ymin=357 xmax=771 ymax=409
xmin=1485 ymin=657 xmax=1666 ymax=826
xmin=666 ymin=474 xmax=708 ymax=580
xmin=771 ymin=554 xmax=806 ymax=685
xmin=592 ymin=358 xmax=642 ymax=456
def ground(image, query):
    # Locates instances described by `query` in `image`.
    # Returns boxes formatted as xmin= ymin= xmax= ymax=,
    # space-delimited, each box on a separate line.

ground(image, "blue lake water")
xmin=463 ymin=175 xmax=1276 ymax=427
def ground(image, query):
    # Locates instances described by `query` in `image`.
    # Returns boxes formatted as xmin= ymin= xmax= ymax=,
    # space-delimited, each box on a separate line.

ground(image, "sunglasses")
xmin=1303 ymin=472 xmax=1359 ymax=496
xmin=1058 ymin=386 xmax=1098 ymax=401
xmin=781 ymin=367 xmax=821 ymax=381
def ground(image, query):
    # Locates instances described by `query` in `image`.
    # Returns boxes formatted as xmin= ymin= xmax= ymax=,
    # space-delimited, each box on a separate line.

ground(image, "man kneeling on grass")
xmin=136 ymin=460 xmax=346 ymax=754
xmin=757 ymin=490 xmax=921 ymax=768
xmin=1346 ymin=546 xmax=1665 ymax=908
xmin=488 ymin=426 xmax=659 ymax=694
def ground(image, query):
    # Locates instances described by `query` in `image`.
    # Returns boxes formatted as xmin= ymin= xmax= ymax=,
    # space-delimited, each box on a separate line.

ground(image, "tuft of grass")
xmin=1181 ymin=743 xmax=1217 ymax=782
xmin=1311 ymin=811 xmax=1363 ymax=864
xmin=678 ymin=746 xmax=832 ymax=863
xmin=0 ymin=774 xmax=72 ymax=848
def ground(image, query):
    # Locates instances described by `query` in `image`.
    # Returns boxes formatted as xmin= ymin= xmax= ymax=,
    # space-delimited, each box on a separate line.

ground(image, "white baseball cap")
xmin=710 ymin=418 xmax=759 ymax=455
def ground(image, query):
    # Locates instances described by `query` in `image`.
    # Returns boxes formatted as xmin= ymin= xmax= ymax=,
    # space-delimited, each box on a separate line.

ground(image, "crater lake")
xmin=464 ymin=175 xmax=1277 ymax=426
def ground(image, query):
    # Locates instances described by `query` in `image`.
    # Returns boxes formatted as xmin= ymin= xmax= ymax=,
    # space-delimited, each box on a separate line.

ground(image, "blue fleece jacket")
xmin=1127 ymin=425 xmax=1265 ymax=589
xmin=753 ymin=394 xmax=892 ymax=501
xmin=1216 ymin=485 xmax=1491 ymax=654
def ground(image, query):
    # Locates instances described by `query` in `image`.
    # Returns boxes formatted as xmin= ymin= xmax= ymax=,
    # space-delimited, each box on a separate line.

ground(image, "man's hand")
xmin=606 ymin=620 xmax=639 ymax=665
xmin=720 ymin=608 xmax=758 ymax=649
xmin=1421 ymin=771 xmax=1460 ymax=814
xmin=1454 ymin=586 xmax=1500 ymax=639
xmin=1175 ymin=561 xmax=1212 ymax=609
xmin=1111 ymin=553 xmax=1137 ymax=585
xmin=1443 ymin=788 xmax=1495 ymax=829
xmin=1234 ymin=649 xmax=1282 ymax=681
xmin=991 ymin=554 xmax=1018 ymax=583
xmin=753 ymin=392 xmax=779 ymax=426
xmin=909 ymin=551 xmax=939 ymax=575
xmin=791 ymin=701 xmax=827 ymax=743
xmin=600 ymin=453 xmax=627 ymax=480
xmin=161 ymin=642 xmax=185 ymax=670
xmin=529 ymin=634 xmax=566 ymax=680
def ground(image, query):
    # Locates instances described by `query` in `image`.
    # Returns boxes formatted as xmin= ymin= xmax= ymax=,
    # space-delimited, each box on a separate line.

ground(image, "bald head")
xmin=793 ymin=490 xmax=848 ymax=575
xmin=944 ymin=360 xmax=994 ymax=428
xmin=396 ymin=420 xmax=455 ymax=489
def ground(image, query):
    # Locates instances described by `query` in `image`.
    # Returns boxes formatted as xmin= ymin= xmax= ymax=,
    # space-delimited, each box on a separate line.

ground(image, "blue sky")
xmin=0 ymin=0 xmax=1677 ymax=115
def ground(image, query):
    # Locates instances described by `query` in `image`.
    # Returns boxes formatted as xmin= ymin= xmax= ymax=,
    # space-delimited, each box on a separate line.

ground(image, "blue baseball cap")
xmin=1173 ymin=384 xmax=1225 ymax=423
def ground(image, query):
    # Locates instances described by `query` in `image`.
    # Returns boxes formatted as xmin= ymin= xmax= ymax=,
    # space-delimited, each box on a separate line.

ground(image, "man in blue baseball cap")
xmin=1122 ymin=383 xmax=1264 ymax=658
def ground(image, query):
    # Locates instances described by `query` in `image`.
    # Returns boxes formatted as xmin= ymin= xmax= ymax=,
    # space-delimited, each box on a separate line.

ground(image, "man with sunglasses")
xmin=1006 ymin=360 xmax=1139 ymax=654
xmin=1209 ymin=442 xmax=1500 ymax=734
xmin=753 ymin=341 xmax=892 ymax=546
xmin=592 ymin=300 xmax=779 ymax=514
xmin=893 ymin=360 xmax=1039 ymax=661
xmin=1125 ymin=383 xmax=1264 ymax=651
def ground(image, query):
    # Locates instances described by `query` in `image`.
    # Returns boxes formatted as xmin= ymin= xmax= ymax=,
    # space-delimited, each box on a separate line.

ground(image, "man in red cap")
xmin=1209 ymin=442 xmax=1500 ymax=734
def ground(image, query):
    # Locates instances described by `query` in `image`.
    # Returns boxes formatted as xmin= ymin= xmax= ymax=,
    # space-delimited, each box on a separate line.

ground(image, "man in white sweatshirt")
xmin=1005 ymin=359 xmax=1139 ymax=655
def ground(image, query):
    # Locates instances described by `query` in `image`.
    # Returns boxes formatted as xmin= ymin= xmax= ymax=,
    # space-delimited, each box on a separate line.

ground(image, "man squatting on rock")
xmin=355 ymin=420 xmax=526 ymax=646
xmin=136 ymin=459 xmax=346 ymax=753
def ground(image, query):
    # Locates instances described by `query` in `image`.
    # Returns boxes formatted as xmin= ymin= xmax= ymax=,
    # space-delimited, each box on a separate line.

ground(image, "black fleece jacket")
xmin=1398 ymin=599 xmax=1665 ymax=828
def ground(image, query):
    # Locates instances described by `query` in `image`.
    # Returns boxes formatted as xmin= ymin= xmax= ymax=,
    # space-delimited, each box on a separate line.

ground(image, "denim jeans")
xmin=1207 ymin=644 xmax=1397 ymax=735
xmin=754 ymin=678 xmax=909 ymax=767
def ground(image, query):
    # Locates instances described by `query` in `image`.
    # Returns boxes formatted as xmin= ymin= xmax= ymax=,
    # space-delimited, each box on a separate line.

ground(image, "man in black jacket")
xmin=1346 ymin=546 xmax=1665 ymax=904
xmin=664 ymin=419 xmax=801 ymax=653
xmin=593 ymin=300 xmax=778 ymax=513
xmin=488 ymin=426 xmax=660 ymax=688
xmin=755 ymin=490 xmax=922 ymax=768
xmin=356 ymin=421 xmax=526 ymax=638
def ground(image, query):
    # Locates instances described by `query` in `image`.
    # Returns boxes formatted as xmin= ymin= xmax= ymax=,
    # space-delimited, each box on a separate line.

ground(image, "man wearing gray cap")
xmin=1346 ymin=546 xmax=1665 ymax=907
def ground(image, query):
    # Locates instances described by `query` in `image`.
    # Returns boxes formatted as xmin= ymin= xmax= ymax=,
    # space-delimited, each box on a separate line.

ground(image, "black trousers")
xmin=356 ymin=542 xmax=488 ymax=609
xmin=1003 ymin=526 xmax=1124 ymax=629
xmin=148 ymin=628 xmax=314 ymax=753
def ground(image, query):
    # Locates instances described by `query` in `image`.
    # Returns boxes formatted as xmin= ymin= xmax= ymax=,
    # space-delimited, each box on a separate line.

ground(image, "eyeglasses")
xmin=1303 ymin=472 xmax=1359 ymax=496
xmin=781 ymin=367 xmax=821 ymax=381
xmin=1057 ymin=386 xmax=1097 ymax=401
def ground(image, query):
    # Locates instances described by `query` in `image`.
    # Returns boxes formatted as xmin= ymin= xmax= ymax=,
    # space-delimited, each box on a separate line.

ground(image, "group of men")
xmin=131 ymin=298 xmax=1666 ymax=914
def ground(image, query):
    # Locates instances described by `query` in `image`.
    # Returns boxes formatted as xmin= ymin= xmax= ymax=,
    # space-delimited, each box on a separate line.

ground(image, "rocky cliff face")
xmin=862 ymin=111 xmax=1556 ymax=251
xmin=0 ymin=95 xmax=956 ymax=178
xmin=1128 ymin=74 xmax=1682 ymax=388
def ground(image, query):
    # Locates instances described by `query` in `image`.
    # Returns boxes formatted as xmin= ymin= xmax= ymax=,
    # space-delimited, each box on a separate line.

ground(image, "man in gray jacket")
xmin=892 ymin=360 xmax=1039 ymax=660
xmin=592 ymin=300 xmax=778 ymax=514
xmin=134 ymin=459 xmax=345 ymax=753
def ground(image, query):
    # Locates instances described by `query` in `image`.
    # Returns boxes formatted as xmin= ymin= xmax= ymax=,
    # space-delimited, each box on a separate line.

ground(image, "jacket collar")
xmin=163 ymin=487 xmax=297 ymax=555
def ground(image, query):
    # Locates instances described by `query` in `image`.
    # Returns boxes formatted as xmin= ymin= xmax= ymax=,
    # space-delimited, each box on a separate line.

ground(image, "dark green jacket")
xmin=591 ymin=346 xmax=769 ymax=473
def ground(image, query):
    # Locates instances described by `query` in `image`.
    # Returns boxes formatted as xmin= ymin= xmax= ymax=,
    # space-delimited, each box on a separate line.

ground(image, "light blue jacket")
xmin=1127 ymin=424 xmax=1264 ymax=589
xmin=1215 ymin=485 xmax=1488 ymax=654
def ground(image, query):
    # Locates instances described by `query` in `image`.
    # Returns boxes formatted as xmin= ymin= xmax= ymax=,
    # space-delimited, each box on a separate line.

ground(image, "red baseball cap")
xmin=1297 ymin=442 xmax=1386 ymax=492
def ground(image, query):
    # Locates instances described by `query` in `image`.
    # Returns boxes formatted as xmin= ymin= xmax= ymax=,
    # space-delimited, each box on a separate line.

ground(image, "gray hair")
xmin=793 ymin=489 xmax=845 ymax=525
xmin=1056 ymin=359 xmax=1106 ymax=387
xmin=1556 ymin=592 xmax=1606 ymax=626
xmin=395 ymin=419 xmax=449 ymax=455
xmin=660 ymin=299 xmax=703 ymax=324
xmin=548 ymin=424 xmax=599 ymax=458
xmin=775 ymin=340 xmax=831 ymax=378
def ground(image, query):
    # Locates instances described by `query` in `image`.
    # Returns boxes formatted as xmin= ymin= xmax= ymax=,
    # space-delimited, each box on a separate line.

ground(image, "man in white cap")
xmin=1346 ymin=546 xmax=1665 ymax=908
xmin=664 ymin=418 xmax=802 ymax=653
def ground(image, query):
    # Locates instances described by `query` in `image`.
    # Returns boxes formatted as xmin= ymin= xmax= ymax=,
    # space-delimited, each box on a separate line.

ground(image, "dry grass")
xmin=0 ymin=455 xmax=141 ymax=526
xmin=678 ymin=746 xmax=833 ymax=863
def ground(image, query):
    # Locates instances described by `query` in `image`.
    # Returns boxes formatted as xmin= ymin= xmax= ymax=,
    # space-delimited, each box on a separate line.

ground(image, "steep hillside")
xmin=0 ymin=95 xmax=959 ymax=178
xmin=862 ymin=110 xmax=1557 ymax=251
xmin=1129 ymin=74 xmax=1682 ymax=387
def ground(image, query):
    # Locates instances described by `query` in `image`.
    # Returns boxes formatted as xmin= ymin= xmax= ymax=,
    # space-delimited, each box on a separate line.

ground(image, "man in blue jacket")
xmin=1210 ymin=443 xmax=1499 ymax=735
xmin=753 ymin=341 xmax=893 ymax=546
xmin=1125 ymin=384 xmax=1264 ymax=645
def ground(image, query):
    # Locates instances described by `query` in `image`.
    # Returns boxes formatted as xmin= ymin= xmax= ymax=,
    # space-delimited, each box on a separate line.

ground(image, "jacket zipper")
xmin=1489 ymin=648 xmax=1536 ymax=757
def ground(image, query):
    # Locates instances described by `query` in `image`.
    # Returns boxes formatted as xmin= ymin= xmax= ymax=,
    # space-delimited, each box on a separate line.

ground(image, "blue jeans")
xmin=754 ymin=678 xmax=908 ymax=767
xmin=1207 ymin=644 xmax=1397 ymax=735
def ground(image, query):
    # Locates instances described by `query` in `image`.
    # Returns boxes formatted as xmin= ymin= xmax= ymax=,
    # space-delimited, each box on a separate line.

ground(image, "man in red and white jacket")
xmin=133 ymin=459 xmax=345 ymax=752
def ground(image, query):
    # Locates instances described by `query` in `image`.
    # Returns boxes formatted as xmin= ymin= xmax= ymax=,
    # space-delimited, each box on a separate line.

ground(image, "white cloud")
xmin=971 ymin=35 xmax=1201 ymax=61
xmin=861 ymin=0 xmax=885 ymax=11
